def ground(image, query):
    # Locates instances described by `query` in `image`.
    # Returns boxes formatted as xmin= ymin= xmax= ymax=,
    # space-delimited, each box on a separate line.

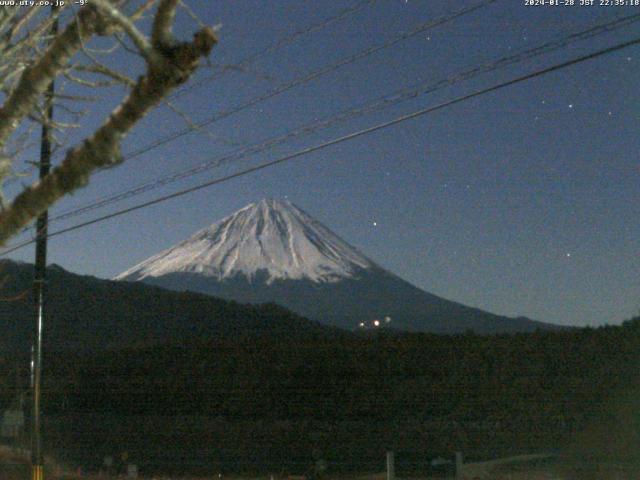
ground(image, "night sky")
xmin=3 ymin=0 xmax=639 ymax=327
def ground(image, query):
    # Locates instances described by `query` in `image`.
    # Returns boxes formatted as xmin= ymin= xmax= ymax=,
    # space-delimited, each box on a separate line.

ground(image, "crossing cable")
xmin=36 ymin=0 xmax=503 ymax=222
xmin=2 ymin=0 xmax=379 ymax=184
xmin=121 ymin=0 xmax=500 ymax=160
xmin=170 ymin=0 xmax=379 ymax=100
xmin=4 ymin=0 xmax=496 ymax=189
xmin=1 ymin=33 xmax=638 ymax=257
xmin=46 ymin=11 xmax=640 ymax=225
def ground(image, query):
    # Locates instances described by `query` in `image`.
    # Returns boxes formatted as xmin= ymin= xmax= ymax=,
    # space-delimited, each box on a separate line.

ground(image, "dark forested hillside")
xmin=0 ymin=260 xmax=343 ymax=353
xmin=2 ymin=318 xmax=639 ymax=476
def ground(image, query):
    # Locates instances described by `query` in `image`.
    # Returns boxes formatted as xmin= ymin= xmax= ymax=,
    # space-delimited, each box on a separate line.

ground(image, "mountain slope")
xmin=0 ymin=259 xmax=342 ymax=353
xmin=117 ymin=198 xmax=373 ymax=284
xmin=117 ymin=199 xmax=559 ymax=334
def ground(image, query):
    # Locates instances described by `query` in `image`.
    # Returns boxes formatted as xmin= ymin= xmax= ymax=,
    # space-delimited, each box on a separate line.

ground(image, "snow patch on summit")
xmin=116 ymin=199 xmax=375 ymax=284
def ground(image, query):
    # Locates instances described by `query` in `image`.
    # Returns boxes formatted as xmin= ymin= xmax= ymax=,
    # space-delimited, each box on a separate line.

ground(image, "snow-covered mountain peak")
xmin=116 ymin=199 xmax=375 ymax=284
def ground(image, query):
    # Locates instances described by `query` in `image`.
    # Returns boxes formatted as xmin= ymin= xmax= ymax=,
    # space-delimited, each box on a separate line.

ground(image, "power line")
xmin=170 ymin=0 xmax=379 ymax=100
xmin=3 ymin=0 xmax=503 ymax=241
xmin=3 ymin=0 xmax=379 ymax=184
xmin=36 ymin=0 xmax=504 ymax=224
xmin=121 ymin=0 xmax=499 ymax=161
xmin=8 ymin=0 xmax=495 ymax=189
xmin=46 ymin=12 xmax=640 ymax=225
xmin=0 ymin=0 xmax=502 ymax=251
xmin=1 ymin=34 xmax=638 ymax=257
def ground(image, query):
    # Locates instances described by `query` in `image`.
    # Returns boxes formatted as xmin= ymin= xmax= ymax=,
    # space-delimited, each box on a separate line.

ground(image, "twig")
xmin=0 ymin=24 xmax=217 ymax=244
xmin=92 ymin=0 xmax=154 ymax=60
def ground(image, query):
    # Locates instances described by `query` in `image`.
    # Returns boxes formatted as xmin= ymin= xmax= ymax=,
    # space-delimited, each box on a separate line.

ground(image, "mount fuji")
xmin=116 ymin=199 xmax=558 ymax=334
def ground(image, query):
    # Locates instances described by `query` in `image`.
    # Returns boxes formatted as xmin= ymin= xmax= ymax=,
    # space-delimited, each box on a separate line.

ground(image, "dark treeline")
xmin=2 ymin=318 xmax=640 ymax=475
xmin=0 ymin=260 xmax=344 ymax=354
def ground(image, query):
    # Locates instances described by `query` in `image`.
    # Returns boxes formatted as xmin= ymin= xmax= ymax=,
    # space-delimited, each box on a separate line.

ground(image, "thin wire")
xmin=44 ymin=0 xmax=503 ymax=221
xmin=1 ymin=34 xmax=637 ymax=256
xmin=121 ymin=0 xmax=499 ymax=160
xmin=47 ymin=11 xmax=640 ymax=225
xmin=2 ymin=0 xmax=379 ymax=183
xmin=170 ymin=0 xmax=379 ymax=100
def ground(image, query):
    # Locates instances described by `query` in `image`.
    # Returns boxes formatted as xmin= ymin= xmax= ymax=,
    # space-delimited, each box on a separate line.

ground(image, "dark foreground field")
xmin=3 ymin=318 xmax=640 ymax=478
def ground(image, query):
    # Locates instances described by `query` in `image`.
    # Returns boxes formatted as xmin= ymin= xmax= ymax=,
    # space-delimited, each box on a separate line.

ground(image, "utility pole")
xmin=386 ymin=451 xmax=395 ymax=480
xmin=32 ymin=6 xmax=58 ymax=480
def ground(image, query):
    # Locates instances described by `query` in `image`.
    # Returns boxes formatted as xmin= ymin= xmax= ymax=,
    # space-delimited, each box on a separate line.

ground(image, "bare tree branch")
xmin=73 ymin=64 xmax=136 ymax=87
xmin=92 ymin=0 xmax=154 ymax=60
xmin=0 ymin=7 xmax=99 ymax=149
xmin=152 ymin=0 xmax=179 ymax=48
xmin=130 ymin=0 xmax=158 ymax=21
xmin=0 ymin=24 xmax=217 ymax=244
